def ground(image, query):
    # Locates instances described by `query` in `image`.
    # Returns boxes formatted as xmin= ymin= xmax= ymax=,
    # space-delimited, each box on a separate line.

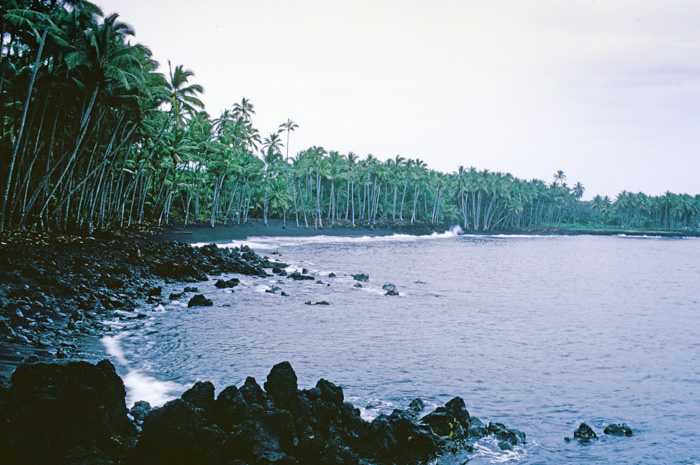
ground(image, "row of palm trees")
xmin=1 ymin=2 xmax=698 ymax=233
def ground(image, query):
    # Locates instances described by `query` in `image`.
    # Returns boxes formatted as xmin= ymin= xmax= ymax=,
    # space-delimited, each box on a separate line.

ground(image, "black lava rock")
xmin=288 ymin=272 xmax=314 ymax=281
xmin=188 ymin=294 xmax=213 ymax=307
xmin=574 ymin=422 xmax=598 ymax=440
xmin=131 ymin=398 xmax=225 ymax=465
xmin=182 ymin=381 xmax=215 ymax=410
xmin=263 ymin=362 xmax=298 ymax=408
xmin=215 ymin=278 xmax=240 ymax=289
xmin=382 ymin=283 xmax=399 ymax=296
xmin=0 ymin=360 xmax=134 ymax=465
xmin=604 ymin=423 xmax=633 ymax=437
xmin=316 ymin=379 xmax=344 ymax=406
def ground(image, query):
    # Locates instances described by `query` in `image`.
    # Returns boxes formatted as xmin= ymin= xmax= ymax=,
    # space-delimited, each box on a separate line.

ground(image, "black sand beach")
xmin=151 ymin=219 xmax=436 ymax=244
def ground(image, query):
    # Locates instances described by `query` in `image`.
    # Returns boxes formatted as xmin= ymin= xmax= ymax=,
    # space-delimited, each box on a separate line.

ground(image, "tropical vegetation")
xmin=2 ymin=1 xmax=698 ymax=234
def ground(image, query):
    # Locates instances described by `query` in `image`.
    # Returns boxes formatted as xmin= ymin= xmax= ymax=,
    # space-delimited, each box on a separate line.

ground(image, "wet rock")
xmin=212 ymin=385 xmax=248 ymax=430
xmin=407 ymin=398 xmax=425 ymax=418
xmin=239 ymin=377 xmax=265 ymax=406
xmin=467 ymin=416 xmax=488 ymax=439
xmin=169 ymin=291 xmax=185 ymax=300
xmin=129 ymin=401 xmax=152 ymax=425
xmin=0 ymin=360 xmax=134 ymax=464
xmin=215 ymin=278 xmax=240 ymax=289
xmin=266 ymin=286 xmax=281 ymax=294
xmin=304 ymin=300 xmax=330 ymax=305
xmin=354 ymin=283 xmax=363 ymax=288
xmin=573 ymin=422 xmax=598 ymax=441
xmin=488 ymin=421 xmax=525 ymax=447
xmin=184 ymin=286 xmax=199 ymax=293
xmin=132 ymin=398 xmax=225 ymax=465
xmin=371 ymin=409 xmax=441 ymax=463
xmin=382 ymin=283 xmax=399 ymax=296
xmin=421 ymin=396 xmax=470 ymax=438
xmin=288 ymin=272 xmax=314 ymax=281
xmin=352 ymin=273 xmax=369 ymax=282
xmin=604 ymin=423 xmax=633 ymax=437
xmin=146 ymin=286 xmax=162 ymax=297
xmin=328 ymin=272 xmax=336 ymax=278
xmin=182 ymin=381 xmax=215 ymax=410
xmin=316 ymin=379 xmax=344 ymax=406
xmin=188 ymin=294 xmax=213 ymax=307
xmin=153 ymin=261 xmax=208 ymax=282
xmin=264 ymin=362 xmax=298 ymax=408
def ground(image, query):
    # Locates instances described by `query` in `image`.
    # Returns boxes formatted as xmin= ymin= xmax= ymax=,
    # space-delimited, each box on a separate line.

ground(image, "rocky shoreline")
xmin=0 ymin=359 xmax=526 ymax=464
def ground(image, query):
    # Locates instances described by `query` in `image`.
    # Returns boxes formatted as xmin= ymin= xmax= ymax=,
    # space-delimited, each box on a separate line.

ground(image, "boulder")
xmin=488 ymin=422 xmax=525 ymax=447
xmin=211 ymin=386 xmax=248 ymax=430
xmin=263 ymin=362 xmax=298 ymax=408
xmin=604 ymin=423 xmax=633 ymax=437
xmin=239 ymin=377 xmax=265 ymax=406
xmin=421 ymin=396 xmax=469 ymax=438
xmin=188 ymin=294 xmax=213 ymax=307
xmin=215 ymin=278 xmax=240 ymax=289
xmin=288 ymin=272 xmax=314 ymax=281
xmin=0 ymin=360 xmax=134 ymax=464
xmin=382 ymin=283 xmax=399 ymax=296
xmin=153 ymin=261 xmax=207 ymax=282
xmin=181 ymin=381 xmax=215 ymax=410
xmin=352 ymin=273 xmax=369 ymax=282
xmin=573 ymin=422 xmax=598 ymax=440
xmin=131 ymin=398 xmax=225 ymax=465
xmin=370 ymin=409 xmax=441 ymax=463
xmin=316 ymin=379 xmax=344 ymax=406
xmin=407 ymin=398 xmax=425 ymax=418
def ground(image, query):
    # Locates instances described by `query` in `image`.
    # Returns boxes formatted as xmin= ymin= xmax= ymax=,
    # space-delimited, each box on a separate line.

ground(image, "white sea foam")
xmin=123 ymin=370 xmax=182 ymax=408
xmin=102 ymin=334 xmax=128 ymax=366
xmin=471 ymin=437 xmax=527 ymax=463
xmin=103 ymin=332 xmax=184 ymax=408
xmin=196 ymin=225 xmax=466 ymax=251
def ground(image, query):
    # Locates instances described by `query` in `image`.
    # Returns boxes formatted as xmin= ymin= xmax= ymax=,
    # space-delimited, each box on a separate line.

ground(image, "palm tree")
xmin=553 ymin=170 xmax=566 ymax=187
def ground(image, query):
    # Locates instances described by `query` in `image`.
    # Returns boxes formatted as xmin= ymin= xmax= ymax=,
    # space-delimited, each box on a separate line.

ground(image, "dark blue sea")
xmin=103 ymin=231 xmax=700 ymax=464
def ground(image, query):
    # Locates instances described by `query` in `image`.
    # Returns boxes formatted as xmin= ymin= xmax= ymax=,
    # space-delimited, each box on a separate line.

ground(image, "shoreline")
xmin=149 ymin=219 xmax=700 ymax=244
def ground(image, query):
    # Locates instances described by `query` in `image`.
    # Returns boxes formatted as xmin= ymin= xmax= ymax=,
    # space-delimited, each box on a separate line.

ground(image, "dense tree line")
xmin=2 ymin=1 xmax=698 ymax=233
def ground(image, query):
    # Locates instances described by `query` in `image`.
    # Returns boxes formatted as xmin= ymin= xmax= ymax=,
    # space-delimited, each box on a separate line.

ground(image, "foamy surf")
xmin=194 ymin=225 xmax=465 ymax=250
xmin=102 ymin=332 xmax=183 ymax=408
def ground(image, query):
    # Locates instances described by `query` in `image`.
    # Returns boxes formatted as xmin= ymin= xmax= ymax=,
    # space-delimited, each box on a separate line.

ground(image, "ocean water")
xmin=103 ymin=230 xmax=700 ymax=464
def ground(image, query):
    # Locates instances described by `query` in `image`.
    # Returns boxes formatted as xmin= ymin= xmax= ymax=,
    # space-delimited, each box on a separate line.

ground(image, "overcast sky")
xmin=97 ymin=0 xmax=699 ymax=199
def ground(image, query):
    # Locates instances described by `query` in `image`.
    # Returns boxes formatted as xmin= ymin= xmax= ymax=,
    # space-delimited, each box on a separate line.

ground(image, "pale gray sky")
xmin=98 ymin=0 xmax=700 ymax=198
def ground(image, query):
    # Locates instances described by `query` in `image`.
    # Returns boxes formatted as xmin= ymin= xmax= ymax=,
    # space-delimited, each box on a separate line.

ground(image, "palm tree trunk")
xmin=0 ymin=27 xmax=48 ymax=231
